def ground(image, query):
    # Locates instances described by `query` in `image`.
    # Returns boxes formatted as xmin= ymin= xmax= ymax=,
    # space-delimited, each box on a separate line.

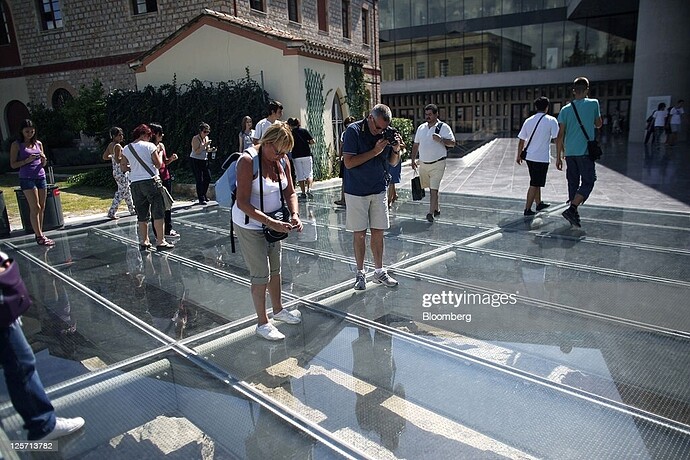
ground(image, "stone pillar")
xmin=629 ymin=0 xmax=690 ymax=143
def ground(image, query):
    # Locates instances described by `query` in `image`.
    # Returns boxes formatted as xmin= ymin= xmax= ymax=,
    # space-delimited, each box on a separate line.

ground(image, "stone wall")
xmin=6 ymin=0 xmax=374 ymax=104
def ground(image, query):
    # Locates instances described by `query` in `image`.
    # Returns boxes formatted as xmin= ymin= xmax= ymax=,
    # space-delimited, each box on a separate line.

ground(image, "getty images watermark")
xmin=421 ymin=290 xmax=518 ymax=322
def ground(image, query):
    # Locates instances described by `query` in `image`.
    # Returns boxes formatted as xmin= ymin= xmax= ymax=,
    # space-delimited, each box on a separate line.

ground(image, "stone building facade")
xmin=0 ymin=0 xmax=379 ymax=138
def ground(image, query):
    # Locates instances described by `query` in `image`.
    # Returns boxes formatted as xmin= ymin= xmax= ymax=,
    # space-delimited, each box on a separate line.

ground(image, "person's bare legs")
xmin=138 ymin=221 xmax=150 ymax=245
xmin=267 ymin=273 xmax=285 ymax=314
xmin=525 ymin=186 xmax=538 ymax=211
xmin=251 ymin=283 xmax=269 ymax=325
xmin=153 ymin=219 xmax=166 ymax=245
xmin=353 ymin=230 xmax=367 ymax=270
xmin=37 ymin=188 xmax=47 ymax=234
xmin=298 ymin=180 xmax=306 ymax=194
xmin=23 ymin=188 xmax=45 ymax=238
xmin=370 ymin=228 xmax=384 ymax=269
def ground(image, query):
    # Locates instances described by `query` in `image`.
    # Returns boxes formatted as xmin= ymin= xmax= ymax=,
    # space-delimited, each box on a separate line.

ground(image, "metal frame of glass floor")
xmin=0 ymin=187 xmax=689 ymax=459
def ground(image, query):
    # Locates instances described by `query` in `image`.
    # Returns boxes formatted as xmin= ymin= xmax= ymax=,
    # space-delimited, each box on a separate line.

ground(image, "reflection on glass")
xmin=352 ymin=328 xmax=406 ymax=451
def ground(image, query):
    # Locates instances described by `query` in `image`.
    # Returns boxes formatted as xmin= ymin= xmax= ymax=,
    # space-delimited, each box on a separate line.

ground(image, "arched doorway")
xmin=331 ymin=92 xmax=345 ymax=156
xmin=5 ymin=100 xmax=30 ymax=137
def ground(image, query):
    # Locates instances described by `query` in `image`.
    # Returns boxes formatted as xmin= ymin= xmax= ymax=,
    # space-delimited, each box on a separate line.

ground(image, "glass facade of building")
xmin=379 ymin=0 xmax=638 ymax=137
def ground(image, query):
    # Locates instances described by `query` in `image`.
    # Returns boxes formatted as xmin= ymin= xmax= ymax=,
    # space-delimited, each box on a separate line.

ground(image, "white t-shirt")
xmin=670 ymin=107 xmax=684 ymax=125
xmin=413 ymin=120 xmax=455 ymax=162
xmin=122 ymin=140 xmax=158 ymax=183
xmin=253 ymin=118 xmax=280 ymax=142
xmin=654 ymin=110 xmax=667 ymax=127
xmin=517 ymin=113 xmax=559 ymax=163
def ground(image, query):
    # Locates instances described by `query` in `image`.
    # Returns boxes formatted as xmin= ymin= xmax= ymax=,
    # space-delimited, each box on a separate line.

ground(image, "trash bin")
xmin=0 ymin=191 xmax=10 ymax=237
xmin=15 ymin=185 xmax=64 ymax=234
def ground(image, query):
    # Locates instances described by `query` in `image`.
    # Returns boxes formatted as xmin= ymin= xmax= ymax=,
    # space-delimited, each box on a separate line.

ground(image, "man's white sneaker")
xmin=373 ymin=269 xmax=398 ymax=287
xmin=256 ymin=323 xmax=285 ymax=341
xmin=353 ymin=271 xmax=366 ymax=290
xmin=273 ymin=309 xmax=301 ymax=324
xmin=41 ymin=417 xmax=85 ymax=441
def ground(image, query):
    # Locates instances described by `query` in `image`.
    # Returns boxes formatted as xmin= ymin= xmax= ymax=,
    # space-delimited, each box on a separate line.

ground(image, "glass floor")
xmin=0 ymin=187 xmax=689 ymax=459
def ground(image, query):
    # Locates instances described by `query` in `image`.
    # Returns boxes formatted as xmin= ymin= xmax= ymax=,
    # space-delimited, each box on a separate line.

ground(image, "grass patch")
xmin=0 ymin=173 xmax=115 ymax=226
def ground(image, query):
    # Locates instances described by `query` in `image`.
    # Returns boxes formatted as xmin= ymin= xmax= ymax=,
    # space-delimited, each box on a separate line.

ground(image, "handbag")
xmin=258 ymin=149 xmax=290 ymax=243
xmin=0 ymin=254 xmax=32 ymax=327
xmin=128 ymin=144 xmax=174 ymax=210
xmin=521 ymin=114 xmax=546 ymax=160
xmin=571 ymin=102 xmax=603 ymax=161
xmin=411 ymin=171 xmax=425 ymax=201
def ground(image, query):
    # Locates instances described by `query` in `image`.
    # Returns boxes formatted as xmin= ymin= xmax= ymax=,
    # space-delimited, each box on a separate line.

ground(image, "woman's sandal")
xmin=36 ymin=235 xmax=56 ymax=246
xmin=156 ymin=241 xmax=175 ymax=251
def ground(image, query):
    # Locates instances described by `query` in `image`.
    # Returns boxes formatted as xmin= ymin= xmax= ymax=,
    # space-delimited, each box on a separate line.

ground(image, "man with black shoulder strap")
xmin=517 ymin=96 xmax=560 ymax=217
xmin=410 ymin=104 xmax=456 ymax=223
xmin=556 ymin=77 xmax=602 ymax=228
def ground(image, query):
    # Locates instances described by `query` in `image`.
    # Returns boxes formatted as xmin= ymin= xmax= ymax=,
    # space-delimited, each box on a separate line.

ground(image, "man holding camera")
xmin=343 ymin=104 xmax=401 ymax=290
xmin=410 ymin=104 xmax=456 ymax=222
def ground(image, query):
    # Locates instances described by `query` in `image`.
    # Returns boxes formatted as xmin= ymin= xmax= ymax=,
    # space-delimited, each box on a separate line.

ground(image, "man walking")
xmin=252 ymin=100 xmax=284 ymax=144
xmin=556 ymin=77 xmax=602 ymax=227
xmin=343 ymin=104 xmax=401 ymax=290
xmin=516 ymin=96 xmax=560 ymax=216
xmin=410 ymin=104 xmax=455 ymax=222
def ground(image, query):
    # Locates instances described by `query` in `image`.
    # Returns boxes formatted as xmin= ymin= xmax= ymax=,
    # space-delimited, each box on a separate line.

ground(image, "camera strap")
xmin=258 ymin=147 xmax=286 ymax=215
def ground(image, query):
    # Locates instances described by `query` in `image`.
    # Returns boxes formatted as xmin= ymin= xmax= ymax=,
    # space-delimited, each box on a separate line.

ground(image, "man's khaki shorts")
xmin=345 ymin=192 xmax=389 ymax=231
xmin=419 ymin=160 xmax=446 ymax=190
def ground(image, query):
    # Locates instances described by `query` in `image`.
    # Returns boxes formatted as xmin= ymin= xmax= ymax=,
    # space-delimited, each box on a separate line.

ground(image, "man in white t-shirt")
xmin=667 ymin=99 xmax=684 ymax=146
xmin=252 ymin=100 xmax=284 ymax=144
xmin=516 ymin=97 xmax=560 ymax=216
xmin=410 ymin=104 xmax=456 ymax=223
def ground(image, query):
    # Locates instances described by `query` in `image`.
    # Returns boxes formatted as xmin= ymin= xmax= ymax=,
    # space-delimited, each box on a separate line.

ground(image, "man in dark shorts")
xmin=516 ymin=96 xmax=560 ymax=216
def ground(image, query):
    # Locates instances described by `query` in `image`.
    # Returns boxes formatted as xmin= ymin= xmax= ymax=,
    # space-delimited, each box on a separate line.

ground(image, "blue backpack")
xmin=215 ymin=148 xmax=260 ymax=209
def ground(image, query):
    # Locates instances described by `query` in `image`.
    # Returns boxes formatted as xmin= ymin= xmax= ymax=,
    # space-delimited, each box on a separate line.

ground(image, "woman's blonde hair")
xmin=259 ymin=122 xmax=294 ymax=154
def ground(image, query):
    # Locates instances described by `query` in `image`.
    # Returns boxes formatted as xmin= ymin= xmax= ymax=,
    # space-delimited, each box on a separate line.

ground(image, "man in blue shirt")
xmin=343 ymin=104 xmax=402 ymax=290
xmin=556 ymin=77 xmax=602 ymax=227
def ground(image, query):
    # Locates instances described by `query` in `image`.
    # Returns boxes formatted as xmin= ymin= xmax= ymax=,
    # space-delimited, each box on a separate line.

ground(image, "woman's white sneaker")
xmin=273 ymin=309 xmax=302 ymax=324
xmin=256 ymin=323 xmax=285 ymax=341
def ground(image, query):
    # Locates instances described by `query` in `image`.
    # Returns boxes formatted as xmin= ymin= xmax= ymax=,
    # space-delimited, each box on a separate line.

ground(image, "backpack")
xmin=214 ymin=147 xmax=285 ymax=252
xmin=435 ymin=121 xmax=452 ymax=150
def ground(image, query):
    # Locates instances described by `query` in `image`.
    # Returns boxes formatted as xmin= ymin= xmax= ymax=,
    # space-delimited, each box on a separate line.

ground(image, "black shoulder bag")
xmin=521 ymin=114 xmax=546 ymax=160
xmin=258 ymin=149 xmax=290 ymax=243
xmin=571 ymin=102 xmax=603 ymax=161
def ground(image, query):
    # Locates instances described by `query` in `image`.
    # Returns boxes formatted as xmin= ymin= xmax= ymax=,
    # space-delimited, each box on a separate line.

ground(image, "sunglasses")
xmin=370 ymin=116 xmax=387 ymax=132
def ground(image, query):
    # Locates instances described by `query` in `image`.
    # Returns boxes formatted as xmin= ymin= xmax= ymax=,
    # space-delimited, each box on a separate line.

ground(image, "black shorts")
xmin=526 ymin=160 xmax=549 ymax=187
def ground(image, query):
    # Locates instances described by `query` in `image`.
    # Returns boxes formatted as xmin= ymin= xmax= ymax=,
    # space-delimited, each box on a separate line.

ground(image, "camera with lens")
xmin=381 ymin=127 xmax=400 ymax=146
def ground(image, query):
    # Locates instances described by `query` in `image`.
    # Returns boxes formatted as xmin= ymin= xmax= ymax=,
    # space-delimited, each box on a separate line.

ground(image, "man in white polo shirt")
xmin=410 ymin=104 xmax=456 ymax=222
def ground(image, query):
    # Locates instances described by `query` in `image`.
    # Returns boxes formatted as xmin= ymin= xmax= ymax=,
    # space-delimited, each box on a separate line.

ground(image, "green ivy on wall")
xmin=304 ymin=68 xmax=331 ymax=180
xmin=344 ymin=63 xmax=369 ymax=119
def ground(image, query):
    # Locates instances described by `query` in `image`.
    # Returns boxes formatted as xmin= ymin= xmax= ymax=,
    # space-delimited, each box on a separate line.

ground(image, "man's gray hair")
xmin=370 ymin=104 xmax=392 ymax=123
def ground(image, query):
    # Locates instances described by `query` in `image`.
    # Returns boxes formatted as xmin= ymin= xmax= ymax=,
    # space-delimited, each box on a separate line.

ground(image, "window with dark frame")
xmin=463 ymin=57 xmax=474 ymax=75
xmin=416 ymin=62 xmax=426 ymax=79
xmin=395 ymin=64 xmax=404 ymax=80
xmin=132 ymin=0 xmax=157 ymax=15
xmin=38 ymin=0 xmax=63 ymax=30
xmin=317 ymin=0 xmax=328 ymax=32
xmin=439 ymin=59 xmax=449 ymax=77
xmin=250 ymin=0 xmax=265 ymax=12
xmin=361 ymin=7 xmax=369 ymax=44
xmin=51 ymin=88 xmax=72 ymax=110
xmin=1 ymin=2 xmax=10 ymax=45
xmin=342 ymin=0 xmax=350 ymax=39
xmin=288 ymin=0 xmax=300 ymax=23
